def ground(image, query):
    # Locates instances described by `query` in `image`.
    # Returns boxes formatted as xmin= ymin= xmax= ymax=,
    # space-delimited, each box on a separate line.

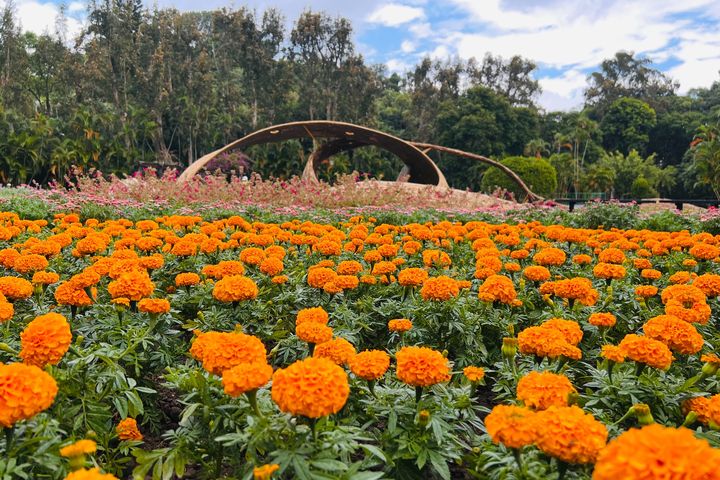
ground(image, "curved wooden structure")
xmin=178 ymin=120 xmax=543 ymax=202
xmin=178 ymin=121 xmax=448 ymax=188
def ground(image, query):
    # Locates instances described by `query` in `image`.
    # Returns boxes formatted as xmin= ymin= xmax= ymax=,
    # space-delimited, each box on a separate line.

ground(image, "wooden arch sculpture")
xmin=177 ymin=120 xmax=543 ymax=202
xmin=177 ymin=120 xmax=449 ymax=188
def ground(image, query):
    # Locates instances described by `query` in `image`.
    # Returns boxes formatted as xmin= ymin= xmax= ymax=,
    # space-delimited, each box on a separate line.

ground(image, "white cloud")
xmin=400 ymin=40 xmax=415 ymax=53
xmin=4 ymin=0 xmax=84 ymax=39
xmin=386 ymin=58 xmax=412 ymax=72
xmin=367 ymin=3 xmax=425 ymax=27
xmin=538 ymin=69 xmax=587 ymax=111
xmin=68 ymin=2 xmax=85 ymax=13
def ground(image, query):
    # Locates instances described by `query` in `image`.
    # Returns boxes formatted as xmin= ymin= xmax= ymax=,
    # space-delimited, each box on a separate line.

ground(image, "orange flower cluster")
xmin=189 ymin=331 xmax=267 ymax=375
xmin=137 ymin=298 xmax=171 ymax=314
xmin=516 ymin=371 xmax=576 ymax=410
xmin=642 ymin=314 xmax=703 ymax=355
xmin=535 ymin=406 xmax=607 ymax=464
xmin=349 ymin=350 xmax=390 ymax=381
xmin=64 ymin=468 xmax=119 ymax=480
xmin=618 ymin=334 xmax=674 ymax=370
xmin=212 ymin=275 xmax=258 ymax=303
xmin=517 ymin=319 xmax=582 ymax=360
xmin=313 ymin=338 xmax=356 ymax=366
xmin=540 ymin=277 xmax=598 ymax=306
xmin=477 ymin=275 xmax=518 ymax=304
xmin=19 ymin=312 xmax=72 ymax=367
xmin=661 ymin=284 xmax=711 ymax=324
xmin=593 ymin=424 xmax=720 ymax=480
xmin=116 ymin=417 xmax=143 ymax=441
xmin=397 ymin=267 xmax=429 ymax=286
xmin=388 ymin=318 xmax=412 ymax=332
xmin=222 ymin=362 xmax=273 ymax=397
xmin=484 ymin=404 xmax=538 ymax=449
xmin=395 ymin=346 xmax=451 ymax=387
xmin=589 ymin=312 xmax=616 ymax=328
xmin=271 ymin=357 xmax=350 ymax=418
xmin=420 ymin=276 xmax=460 ymax=301
xmin=0 ymin=362 xmax=58 ymax=427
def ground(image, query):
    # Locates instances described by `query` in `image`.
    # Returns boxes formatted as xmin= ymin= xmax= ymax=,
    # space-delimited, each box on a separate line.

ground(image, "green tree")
xmin=601 ymin=98 xmax=656 ymax=155
xmin=686 ymin=123 xmax=720 ymax=199
xmin=481 ymin=156 xmax=557 ymax=199
xmin=467 ymin=53 xmax=541 ymax=107
xmin=595 ymin=150 xmax=674 ymax=198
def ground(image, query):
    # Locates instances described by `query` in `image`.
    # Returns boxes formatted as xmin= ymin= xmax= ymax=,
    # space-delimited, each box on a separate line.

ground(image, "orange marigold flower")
xmin=523 ymin=265 xmax=551 ymax=282
xmin=253 ymin=464 xmax=280 ymax=480
xmin=477 ymin=275 xmax=517 ymax=304
xmin=669 ymin=271 xmax=694 ymax=284
xmin=635 ymin=285 xmax=658 ymax=298
xmin=397 ymin=267 xmax=429 ymax=287
xmin=337 ymin=260 xmax=363 ymax=275
xmin=395 ymin=346 xmax=451 ymax=387
xmin=54 ymin=281 xmax=93 ymax=307
xmin=307 ymin=267 xmax=337 ymax=289
xmin=271 ymin=275 xmax=288 ymax=284
xmin=420 ymin=275 xmax=460 ymax=301
xmin=517 ymin=326 xmax=581 ymax=360
xmin=463 ymin=366 xmax=485 ymax=382
xmin=314 ymin=338 xmax=356 ymax=366
xmin=641 ymin=269 xmax=662 ymax=280
xmin=593 ymin=424 xmax=720 ymax=480
xmin=296 ymin=322 xmax=333 ymax=345
xmin=64 ymin=468 xmax=119 ymax=480
xmin=533 ymin=247 xmax=566 ymax=266
xmin=618 ymin=334 xmax=674 ymax=370
xmin=116 ymin=417 xmax=143 ymax=441
xmin=371 ymin=261 xmax=397 ymax=276
xmin=633 ymin=258 xmax=652 ymax=269
xmin=259 ymin=257 xmax=284 ymax=276
xmin=535 ymin=406 xmax=607 ymax=464
xmin=0 ymin=299 xmax=13 ymax=323
xmin=422 ymin=249 xmax=452 ymax=268
xmin=593 ymin=262 xmax=627 ymax=280
xmin=516 ymin=371 xmax=576 ymax=410
xmin=540 ymin=318 xmax=583 ymax=345
xmin=60 ymin=439 xmax=97 ymax=458
xmin=693 ymin=274 xmax=720 ymax=297
xmin=19 ymin=312 xmax=72 ymax=367
xmin=222 ymin=362 xmax=273 ymax=397
xmin=13 ymin=254 xmax=49 ymax=274
xmin=137 ymin=298 xmax=171 ymax=314
xmin=689 ymin=243 xmax=720 ymax=260
xmin=349 ymin=350 xmax=390 ymax=381
xmin=589 ymin=312 xmax=616 ymax=328
xmin=572 ymin=254 xmax=592 ymax=265
xmin=601 ymin=345 xmax=625 ymax=363
xmin=271 ymin=357 xmax=349 ymax=418
xmin=484 ymin=404 xmax=538 ymax=449
xmin=0 ymin=362 xmax=58 ymax=427
xmin=175 ymin=272 xmax=200 ymax=287
xmin=643 ymin=315 xmax=703 ymax=355
xmin=598 ymin=248 xmax=626 ymax=264
xmin=189 ymin=331 xmax=267 ymax=375
xmin=296 ymin=307 xmax=329 ymax=326
xmin=388 ymin=318 xmax=412 ymax=332
xmin=682 ymin=397 xmax=710 ymax=425
xmin=240 ymin=247 xmax=266 ymax=265
xmin=107 ymin=270 xmax=154 ymax=301
xmin=0 ymin=276 xmax=34 ymax=301
xmin=212 ymin=275 xmax=258 ymax=303
xmin=32 ymin=271 xmax=60 ymax=285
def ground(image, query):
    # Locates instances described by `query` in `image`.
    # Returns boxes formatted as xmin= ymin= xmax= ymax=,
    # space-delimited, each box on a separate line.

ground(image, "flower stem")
xmin=246 ymin=390 xmax=263 ymax=418
xmin=415 ymin=386 xmax=423 ymax=404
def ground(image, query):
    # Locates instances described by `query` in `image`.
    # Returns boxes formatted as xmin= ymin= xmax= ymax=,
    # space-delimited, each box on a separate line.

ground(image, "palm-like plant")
xmin=688 ymin=123 xmax=720 ymax=200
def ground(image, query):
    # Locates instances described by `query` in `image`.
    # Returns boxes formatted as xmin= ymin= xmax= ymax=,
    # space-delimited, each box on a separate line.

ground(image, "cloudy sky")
xmin=6 ymin=0 xmax=720 ymax=110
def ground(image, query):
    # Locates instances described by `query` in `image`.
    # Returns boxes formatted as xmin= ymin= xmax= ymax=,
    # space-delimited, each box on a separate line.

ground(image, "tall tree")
xmin=467 ymin=53 xmax=541 ymax=107
xmin=600 ymin=97 xmax=657 ymax=155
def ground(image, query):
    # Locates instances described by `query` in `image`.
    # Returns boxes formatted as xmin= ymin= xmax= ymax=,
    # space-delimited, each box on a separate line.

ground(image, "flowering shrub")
xmin=0 ymin=209 xmax=720 ymax=479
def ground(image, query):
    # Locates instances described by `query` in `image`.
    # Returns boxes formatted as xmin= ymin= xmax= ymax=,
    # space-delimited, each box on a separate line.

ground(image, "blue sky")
xmin=6 ymin=0 xmax=720 ymax=111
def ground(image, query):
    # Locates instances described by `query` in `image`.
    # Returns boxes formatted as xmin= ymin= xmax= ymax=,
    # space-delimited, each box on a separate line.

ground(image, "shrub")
xmin=481 ymin=156 xmax=557 ymax=200
xmin=630 ymin=177 xmax=658 ymax=199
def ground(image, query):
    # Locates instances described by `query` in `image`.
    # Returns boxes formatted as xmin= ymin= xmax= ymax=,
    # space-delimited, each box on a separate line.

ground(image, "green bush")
xmin=481 ymin=156 xmax=557 ymax=200
xmin=630 ymin=176 xmax=658 ymax=198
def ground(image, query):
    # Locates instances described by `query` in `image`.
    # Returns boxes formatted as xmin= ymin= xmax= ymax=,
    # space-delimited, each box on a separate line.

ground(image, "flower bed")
xmin=1 ymin=210 xmax=720 ymax=479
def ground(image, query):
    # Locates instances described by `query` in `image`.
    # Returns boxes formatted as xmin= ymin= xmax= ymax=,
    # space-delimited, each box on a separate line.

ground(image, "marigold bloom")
xmin=137 ymin=298 xmax=171 ymax=314
xmin=107 ymin=270 xmax=154 ymax=301
xmin=175 ymin=272 xmax=201 ymax=287
xmin=296 ymin=322 xmax=333 ymax=345
xmin=689 ymin=243 xmax=720 ymax=260
xmin=420 ymin=275 xmax=460 ymax=301
xmin=635 ymin=285 xmax=658 ymax=298
xmin=643 ymin=315 xmax=703 ymax=355
xmin=296 ymin=307 xmax=329 ymax=326
xmin=212 ymin=275 xmax=258 ymax=303
xmin=516 ymin=371 xmax=576 ymax=410
xmin=523 ymin=265 xmax=551 ymax=282
xmin=541 ymin=318 xmax=583 ymax=345
xmin=422 ymin=249 xmax=452 ymax=268
xmin=589 ymin=312 xmax=616 ymax=328
xmin=517 ymin=326 xmax=581 ymax=360
xmin=13 ymin=254 xmax=49 ymax=274
xmin=190 ymin=331 xmax=267 ymax=375
xmin=669 ymin=271 xmax=695 ymax=284
xmin=222 ymin=362 xmax=273 ymax=397
xmin=307 ymin=267 xmax=337 ymax=289
xmin=682 ymin=397 xmax=710 ymax=425
xmin=349 ymin=350 xmax=390 ymax=381
xmin=32 ymin=271 xmax=60 ymax=285
xmin=618 ymin=334 xmax=674 ymax=370
xmin=253 ymin=464 xmax=280 ymax=480
xmin=395 ymin=346 xmax=451 ymax=387
xmin=116 ymin=417 xmax=143 ymax=441
xmin=337 ymin=260 xmax=363 ymax=275
xmin=397 ymin=267 xmax=429 ymax=287
xmin=64 ymin=468 xmax=119 ymax=480
xmin=593 ymin=262 xmax=627 ymax=280
xmin=0 ymin=362 xmax=58 ymax=427
xmin=0 ymin=276 xmax=34 ymax=300
xmin=271 ymin=357 xmax=349 ymax=418
xmin=463 ymin=366 xmax=485 ymax=382
xmin=313 ymin=338 xmax=356 ymax=366
xmin=60 ymin=439 xmax=97 ymax=458
xmin=601 ymin=345 xmax=625 ymax=363
xmin=0 ymin=299 xmax=13 ymax=323
xmin=259 ymin=257 xmax=284 ymax=276
xmin=593 ymin=424 xmax=720 ymax=480
xmin=388 ymin=318 xmax=412 ymax=332
xmin=477 ymin=275 xmax=517 ymax=304
xmin=598 ymin=248 xmax=626 ymax=264
xmin=19 ymin=312 xmax=72 ymax=367
xmin=533 ymin=247 xmax=566 ymax=266
xmin=572 ymin=254 xmax=592 ymax=265
xmin=641 ymin=268 xmax=662 ymax=280
xmin=693 ymin=274 xmax=720 ymax=297
xmin=484 ymin=405 xmax=538 ymax=449
xmin=535 ymin=406 xmax=607 ymax=464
